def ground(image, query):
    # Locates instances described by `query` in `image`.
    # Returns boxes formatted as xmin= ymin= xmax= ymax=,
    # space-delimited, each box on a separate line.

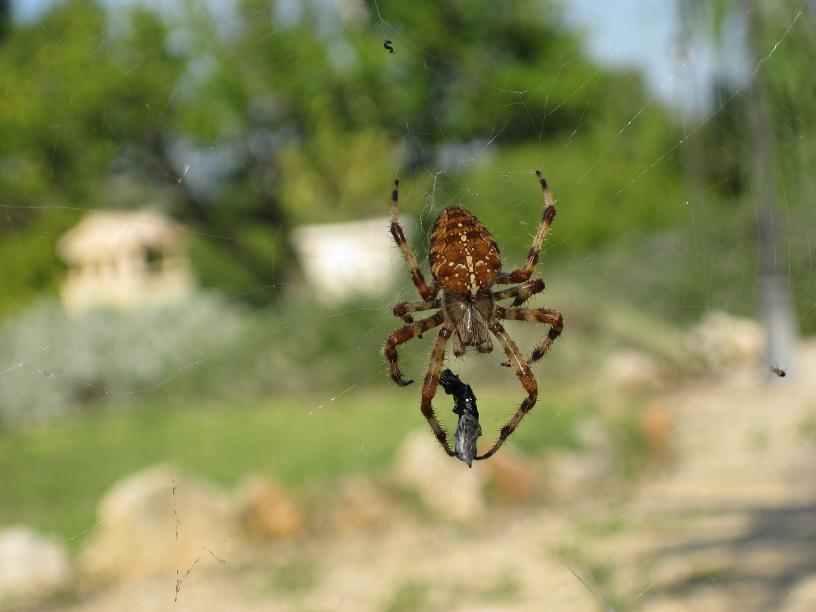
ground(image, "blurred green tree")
xmin=0 ymin=1 xmax=186 ymax=311
xmin=0 ymin=0 xmax=683 ymax=314
xmin=0 ymin=0 xmax=9 ymax=40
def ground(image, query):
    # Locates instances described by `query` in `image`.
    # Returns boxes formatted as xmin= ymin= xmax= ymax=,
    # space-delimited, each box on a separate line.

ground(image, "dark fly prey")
xmin=439 ymin=369 xmax=482 ymax=467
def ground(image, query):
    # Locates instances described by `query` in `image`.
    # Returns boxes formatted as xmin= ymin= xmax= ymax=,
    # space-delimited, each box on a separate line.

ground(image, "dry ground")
xmin=49 ymin=342 xmax=816 ymax=612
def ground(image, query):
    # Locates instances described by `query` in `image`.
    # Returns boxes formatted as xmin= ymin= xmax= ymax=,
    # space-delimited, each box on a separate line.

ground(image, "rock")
xmin=547 ymin=452 xmax=610 ymax=500
xmin=785 ymin=573 xmax=816 ymax=612
xmin=79 ymin=464 xmax=238 ymax=581
xmin=329 ymin=476 xmax=395 ymax=533
xmin=236 ymin=476 xmax=305 ymax=539
xmin=600 ymin=349 xmax=663 ymax=394
xmin=547 ymin=419 xmax=616 ymax=499
xmin=688 ymin=311 xmax=763 ymax=370
xmin=0 ymin=526 xmax=72 ymax=603
xmin=640 ymin=400 xmax=673 ymax=462
xmin=393 ymin=431 xmax=486 ymax=521
xmin=483 ymin=447 xmax=538 ymax=503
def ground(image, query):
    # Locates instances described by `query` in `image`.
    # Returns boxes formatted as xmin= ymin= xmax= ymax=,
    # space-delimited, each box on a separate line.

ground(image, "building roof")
xmin=57 ymin=209 xmax=186 ymax=264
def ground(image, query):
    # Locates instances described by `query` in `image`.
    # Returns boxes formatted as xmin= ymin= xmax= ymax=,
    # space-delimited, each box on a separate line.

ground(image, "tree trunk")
xmin=745 ymin=0 xmax=798 ymax=379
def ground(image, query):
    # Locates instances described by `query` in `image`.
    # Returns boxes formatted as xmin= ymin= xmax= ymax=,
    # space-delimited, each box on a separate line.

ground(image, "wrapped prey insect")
xmin=439 ymin=369 xmax=482 ymax=467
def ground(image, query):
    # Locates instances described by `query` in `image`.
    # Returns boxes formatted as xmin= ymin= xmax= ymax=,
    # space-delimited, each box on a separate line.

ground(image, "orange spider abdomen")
xmin=428 ymin=207 xmax=502 ymax=295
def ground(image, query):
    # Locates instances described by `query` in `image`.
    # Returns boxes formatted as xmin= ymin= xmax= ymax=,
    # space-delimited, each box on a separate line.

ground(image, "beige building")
xmin=57 ymin=209 xmax=193 ymax=313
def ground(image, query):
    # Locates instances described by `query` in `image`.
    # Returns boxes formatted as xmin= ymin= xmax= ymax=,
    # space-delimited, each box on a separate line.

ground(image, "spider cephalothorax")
xmin=385 ymin=171 xmax=564 ymax=461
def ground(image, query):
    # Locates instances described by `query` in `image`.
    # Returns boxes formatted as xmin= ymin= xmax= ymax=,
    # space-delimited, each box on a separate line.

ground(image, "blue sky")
xmin=566 ymin=0 xmax=701 ymax=110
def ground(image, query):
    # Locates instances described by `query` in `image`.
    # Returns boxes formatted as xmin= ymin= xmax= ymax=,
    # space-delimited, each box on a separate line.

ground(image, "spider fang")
xmin=440 ymin=369 xmax=482 ymax=467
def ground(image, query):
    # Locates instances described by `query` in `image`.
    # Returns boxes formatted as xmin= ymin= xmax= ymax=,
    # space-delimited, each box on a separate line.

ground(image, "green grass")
xmin=382 ymin=581 xmax=430 ymax=612
xmin=268 ymin=559 xmax=320 ymax=596
xmin=481 ymin=571 xmax=521 ymax=602
xmin=799 ymin=411 xmax=816 ymax=440
xmin=0 ymin=386 xmax=592 ymax=545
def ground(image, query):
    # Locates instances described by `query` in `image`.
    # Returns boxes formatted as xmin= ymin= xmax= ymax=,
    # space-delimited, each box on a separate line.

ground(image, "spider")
xmin=384 ymin=171 xmax=564 ymax=461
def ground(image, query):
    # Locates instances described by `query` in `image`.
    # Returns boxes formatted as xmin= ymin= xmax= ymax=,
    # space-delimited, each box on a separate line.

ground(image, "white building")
xmin=57 ymin=209 xmax=193 ymax=313
xmin=290 ymin=216 xmax=416 ymax=304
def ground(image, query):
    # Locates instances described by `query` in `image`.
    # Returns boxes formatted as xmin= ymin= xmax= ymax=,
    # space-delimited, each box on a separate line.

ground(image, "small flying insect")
xmin=176 ymin=162 xmax=191 ymax=184
xmin=439 ymin=369 xmax=482 ymax=467
xmin=771 ymin=364 xmax=787 ymax=378
xmin=383 ymin=39 xmax=395 ymax=53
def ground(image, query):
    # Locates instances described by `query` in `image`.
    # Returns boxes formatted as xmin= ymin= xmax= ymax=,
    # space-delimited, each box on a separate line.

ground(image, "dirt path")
xmin=576 ymin=341 xmax=816 ymax=610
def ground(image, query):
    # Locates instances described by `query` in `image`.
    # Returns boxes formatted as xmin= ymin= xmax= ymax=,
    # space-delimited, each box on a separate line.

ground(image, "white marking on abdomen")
xmin=465 ymin=253 xmax=477 ymax=295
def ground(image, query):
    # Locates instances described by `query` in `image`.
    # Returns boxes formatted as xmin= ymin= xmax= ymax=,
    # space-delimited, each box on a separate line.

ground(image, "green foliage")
xmin=755 ymin=5 xmax=816 ymax=332
xmin=383 ymin=581 xmax=429 ymax=612
xmin=427 ymin=132 xmax=684 ymax=264
xmin=0 ymin=209 xmax=78 ymax=314
xmin=0 ymin=1 xmax=9 ymax=39
xmin=279 ymin=129 xmax=401 ymax=223
xmin=683 ymin=0 xmax=816 ymax=331
xmin=269 ymin=559 xmax=320 ymax=596
xmin=0 ymin=0 xmax=681 ymax=313
xmin=0 ymin=1 xmax=183 ymax=204
xmin=0 ymin=1 xmax=186 ymax=314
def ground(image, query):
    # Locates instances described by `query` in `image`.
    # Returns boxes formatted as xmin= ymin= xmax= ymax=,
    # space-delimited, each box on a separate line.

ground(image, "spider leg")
xmin=390 ymin=179 xmax=438 ymax=301
xmin=420 ymin=326 xmax=456 ymax=456
xmin=475 ymin=321 xmax=538 ymax=461
xmin=495 ymin=171 xmax=556 ymax=285
xmin=492 ymin=278 xmax=545 ymax=307
xmin=392 ymin=298 xmax=441 ymax=324
xmin=498 ymin=306 xmax=564 ymax=366
xmin=384 ymin=313 xmax=444 ymax=386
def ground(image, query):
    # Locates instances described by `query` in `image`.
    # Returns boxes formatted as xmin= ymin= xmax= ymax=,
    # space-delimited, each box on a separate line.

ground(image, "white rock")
xmin=329 ymin=476 xmax=396 ymax=533
xmin=79 ymin=464 xmax=238 ymax=581
xmin=393 ymin=431 xmax=486 ymax=521
xmin=0 ymin=526 xmax=72 ymax=602
xmin=688 ymin=310 xmax=763 ymax=370
xmin=600 ymin=349 xmax=663 ymax=393
xmin=236 ymin=475 xmax=305 ymax=539
xmin=785 ymin=574 xmax=816 ymax=612
xmin=548 ymin=419 xmax=616 ymax=499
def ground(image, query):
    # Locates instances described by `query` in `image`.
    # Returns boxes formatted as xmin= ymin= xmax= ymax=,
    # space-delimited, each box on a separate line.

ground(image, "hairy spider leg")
xmin=498 ymin=306 xmax=564 ymax=365
xmin=390 ymin=179 xmax=438 ymax=301
xmin=384 ymin=313 xmax=444 ymax=386
xmin=492 ymin=278 xmax=546 ymax=307
xmin=495 ymin=171 xmax=556 ymax=285
xmin=392 ymin=298 xmax=441 ymax=324
xmin=420 ymin=326 xmax=457 ymax=456
xmin=475 ymin=321 xmax=538 ymax=461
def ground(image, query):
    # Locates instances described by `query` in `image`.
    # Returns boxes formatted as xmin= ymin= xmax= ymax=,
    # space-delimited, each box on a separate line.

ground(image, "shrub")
xmin=0 ymin=293 xmax=249 ymax=426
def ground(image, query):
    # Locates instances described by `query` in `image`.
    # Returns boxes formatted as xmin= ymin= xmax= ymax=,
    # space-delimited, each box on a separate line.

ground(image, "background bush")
xmin=0 ymin=294 xmax=249 ymax=425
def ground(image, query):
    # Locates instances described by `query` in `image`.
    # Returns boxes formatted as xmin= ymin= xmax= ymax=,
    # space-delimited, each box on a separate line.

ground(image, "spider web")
xmin=0 ymin=0 xmax=812 ymax=608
